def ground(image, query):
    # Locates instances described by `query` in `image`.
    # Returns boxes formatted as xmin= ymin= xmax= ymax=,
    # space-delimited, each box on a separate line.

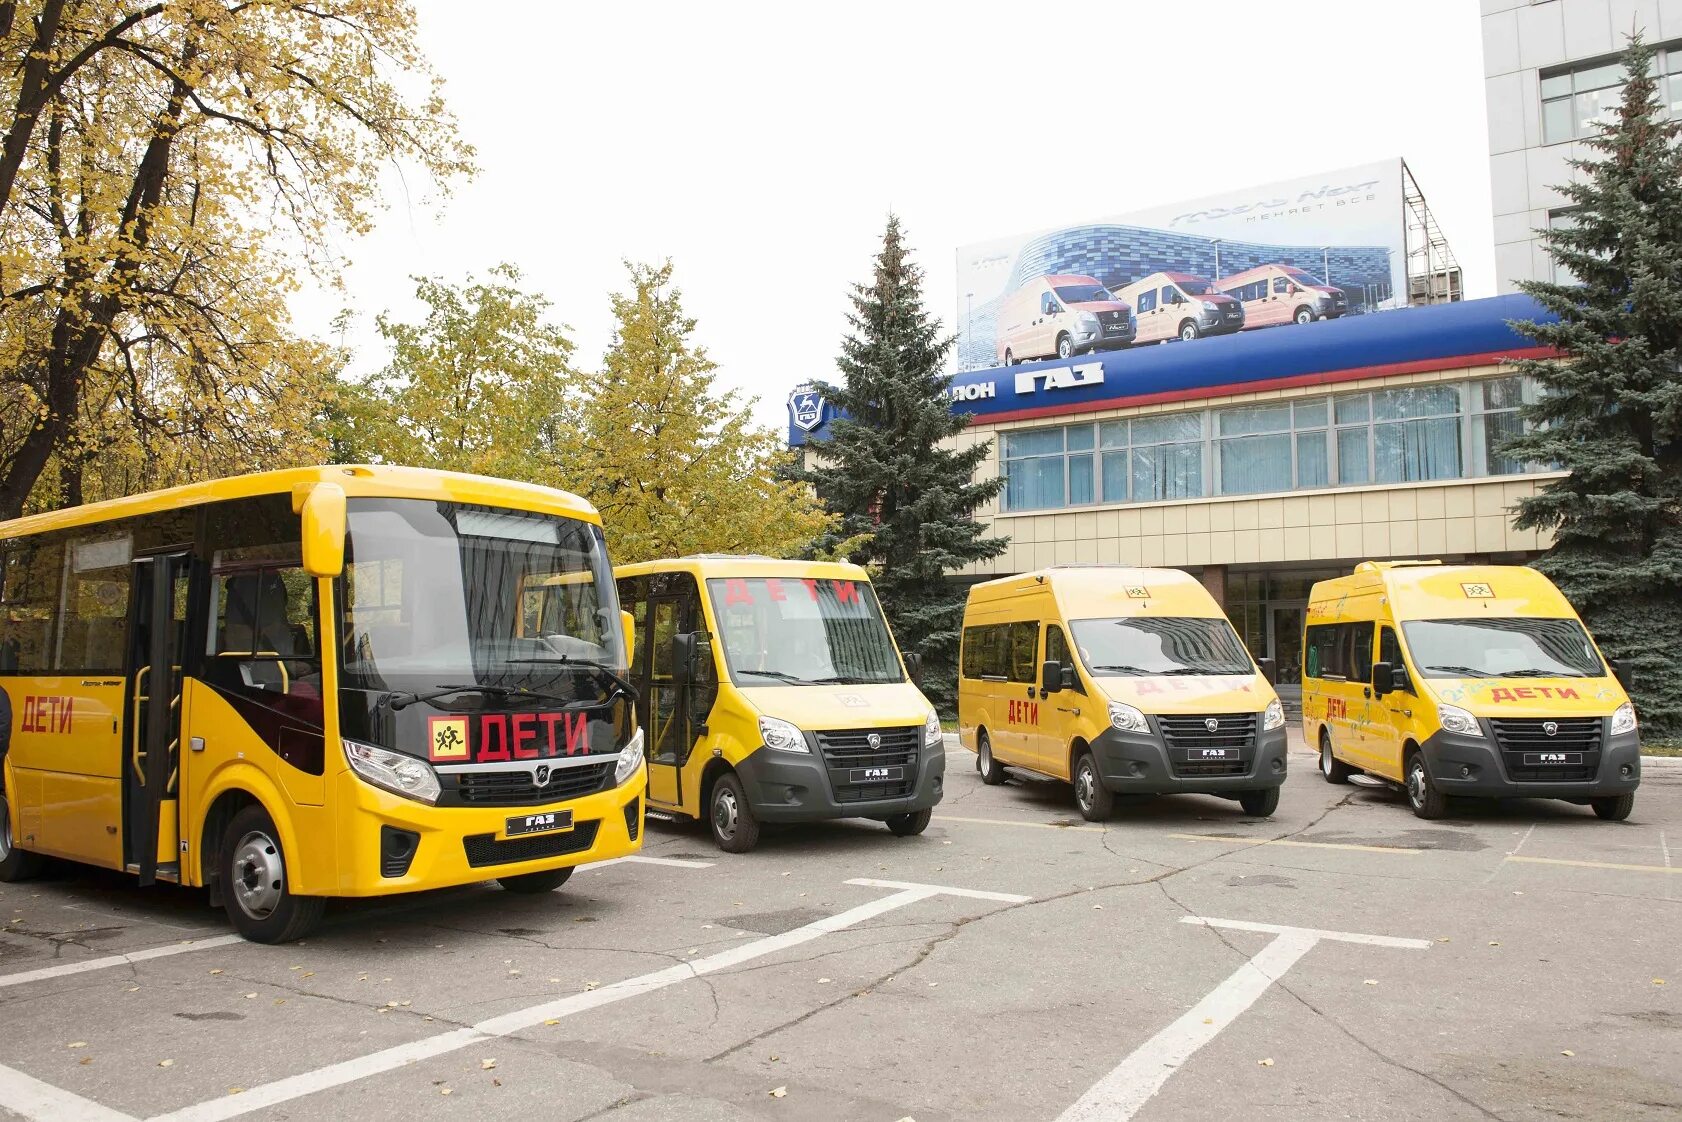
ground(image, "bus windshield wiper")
xmin=388 ymin=683 xmax=578 ymax=711
xmin=500 ymin=657 xmax=636 ymax=702
xmin=734 ymin=669 xmax=815 ymax=684
xmin=1423 ymin=664 xmax=1494 ymax=678
xmin=1502 ymin=668 xmax=1585 ymax=678
xmin=1088 ymin=663 xmax=1152 ymax=675
xmin=1159 ymin=666 xmax=1245 ymax=676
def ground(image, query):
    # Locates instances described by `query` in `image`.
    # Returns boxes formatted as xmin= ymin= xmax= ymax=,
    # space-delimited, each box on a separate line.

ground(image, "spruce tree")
xmin=1503 ymin=33 xmax=1682 ymax=739
xmin=806 ymin=216 xmax=1007 ymax=714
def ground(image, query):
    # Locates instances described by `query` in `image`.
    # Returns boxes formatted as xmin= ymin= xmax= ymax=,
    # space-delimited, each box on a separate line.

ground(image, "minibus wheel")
xmin=1179 ymin=321 xmax=1200 ymax=342
xmin=1056 ymin=334 xmax=1074 ymax=359
xmin=1073 ymin=751 xmax=1113 ymax=821
xmin=497 ymin=867 xmax=574 ymax=893
xmin=1320 ymin=733 xmax=1353 ymax=784
xmin=1238 ymin=787 xmax=1280 ymax=817
xmin=1003 ymin=349 xmax=1015 ymax=366
xmin=1590 ymin=793 xmax=1634 ymax=821
xmin=709 ymin=772 xmax=760 ymax=853
xmin=0 ymin=793 xmax=45 ymax=882
xmin=1294 ymin=306 xmax=1315 ymax=325
xmin=1404 ymin=752 xmax=1447 ymax=820
xmin=976 ymin=731 xmax=1005 ymax=785
xmin=886 ymin=809 xmax=932 ymax=837
xmin=221 ymin=805 xmax=325 ymax=943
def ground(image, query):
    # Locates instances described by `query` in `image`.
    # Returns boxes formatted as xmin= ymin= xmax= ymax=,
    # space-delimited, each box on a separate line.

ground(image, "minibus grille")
xmin=463 ymin=820 xmax=600 ymax=868
xmin=1490 ymin=717 xmax=1602 ymax=781
xmin=814 ymin=726 xmax=920 ymax=803
xmin=445 ymin=761 xmax=616 ymax=807
xmin=1158 ymin=713 xmax=1256 ymax=778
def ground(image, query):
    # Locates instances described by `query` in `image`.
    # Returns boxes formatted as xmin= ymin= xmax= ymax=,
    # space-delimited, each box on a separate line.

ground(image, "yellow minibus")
xmin=1304 ymin=561 xmax=1640 ymax=820
xmin=614 ymin=556 xmax=944 ymax=852
xmin=957 ymin=566 xmax=1286 ymax=820
xmin=0 ymin=466 xmax=646 ymax=942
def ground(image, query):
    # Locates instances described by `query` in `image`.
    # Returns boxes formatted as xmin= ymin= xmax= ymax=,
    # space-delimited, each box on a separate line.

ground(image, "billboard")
xmin=955 ymin=160 xmax=1407 ymax=371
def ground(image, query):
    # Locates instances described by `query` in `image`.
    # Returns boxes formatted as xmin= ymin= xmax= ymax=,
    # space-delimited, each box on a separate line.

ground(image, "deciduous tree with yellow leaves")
xmin=0 ymin=0 xmax=472 ymax=518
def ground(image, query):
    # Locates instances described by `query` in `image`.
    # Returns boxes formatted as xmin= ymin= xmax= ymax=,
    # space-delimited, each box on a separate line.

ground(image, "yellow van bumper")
xmin=1092 ymin=725 xmax=1288 ymax=795
xmin=329 ymin=763 xmax=645 ymax=896
xmin=1422 ymin=726 xmax=1640 ymax=799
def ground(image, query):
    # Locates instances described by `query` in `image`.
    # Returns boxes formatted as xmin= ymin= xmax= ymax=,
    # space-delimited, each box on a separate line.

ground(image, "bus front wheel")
xmin=0 ymin=794 xmax=44 ymax=882
xmin=221 ymin=805 xmax=325 ymax=944
xmin=709 ymin=772 xmax=761 ymax=853
xmin=498 ymin=866 xmax=574 ymax=893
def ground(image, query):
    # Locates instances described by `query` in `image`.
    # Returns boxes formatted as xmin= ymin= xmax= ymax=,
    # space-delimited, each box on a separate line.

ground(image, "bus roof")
xmin=1310 ymin=562 xmax=1573 ymax=621
xmin=968 ymin=566 xmax=1214 ymax=613
xmin=0 ymin=465 xmax=602 ymax=539
xmin=615 ymin=555 xmax=871 ymax=582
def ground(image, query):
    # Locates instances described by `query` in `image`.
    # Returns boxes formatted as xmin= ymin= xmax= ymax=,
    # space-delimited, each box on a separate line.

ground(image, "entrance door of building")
xmin=1269 ymin=603 xmax=1306 ymax=712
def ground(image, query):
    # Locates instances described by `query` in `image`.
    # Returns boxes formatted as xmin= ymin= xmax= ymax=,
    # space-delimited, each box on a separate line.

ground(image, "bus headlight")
xmin=1262 ymin=698 xmax=1285 ymax=731
xmin=614 ymin=728 xmax=645 ymax=784
xmin=343 ymin=739 xmax=441 ymax=805
xmin=1108 ymin=701 xmax=1148 ymax=734
xmin=759 ymin=716 xmax=808 ymax=753
xmin=1437 ymin=704 xmax=1483 ymax=738
xmin=924 ymin=710 xmax=943 ymax=748
xmin=1610 ymin=703 xmax=1637 ymax=736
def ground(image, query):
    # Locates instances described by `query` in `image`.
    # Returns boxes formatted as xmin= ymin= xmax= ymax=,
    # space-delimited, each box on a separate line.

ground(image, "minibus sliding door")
xmin=123 ymin=552 xmax=190 ymax=885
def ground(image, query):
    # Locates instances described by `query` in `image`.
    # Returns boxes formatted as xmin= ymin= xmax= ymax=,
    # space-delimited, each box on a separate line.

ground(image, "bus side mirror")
xmin=1608 ymin=657 xmax=1633 ymax=690
xmin=621 ymin=610 xmax=635 ymax=666
xmin=671 ymin=633 xmax=695 ymax=686
xmin=1042 ymin=659 xmax=1064 ymax=693
xmin=298 ymin=483 xmax=346 ymax=578
xmin=1257 ymin=657 xmax=1278 ymax=685
xmin=904 ymin=651 xmax=923 ymax=683
xmin=1371 ymin=661 xmax=1394 ymax=697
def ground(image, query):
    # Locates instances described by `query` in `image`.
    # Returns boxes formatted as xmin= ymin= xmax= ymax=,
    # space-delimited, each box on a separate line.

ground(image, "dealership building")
xmin=788 ymin=294 xmax=1561 ymax=706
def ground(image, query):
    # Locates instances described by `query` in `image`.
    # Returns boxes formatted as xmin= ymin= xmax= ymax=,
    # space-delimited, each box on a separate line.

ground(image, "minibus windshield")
xmin=1054 ymin=284 xmax=1115 ymax=303
xmin=338 ymin=499 xmax=625 ymax=700
xmin=1401 ymin=617 xmax=1604 ymax=679
xmin=1282 ymin=267 xmax=1322 ymax=284
xmin=707 ymin=576 xmax=903 ymax=687
xmin=1175 ymin=280 xmax=1216 ymax=296
xmin=1071 ymin=617 xmax=1253 ymax=676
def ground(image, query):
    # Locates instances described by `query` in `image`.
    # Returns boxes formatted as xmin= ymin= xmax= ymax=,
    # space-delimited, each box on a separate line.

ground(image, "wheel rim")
xmin=1004 ymin=352 xmax=1013 ymax=366
xmin=1058 ymin=338 xmax=1072 ymax=358
xmin=231 ymin=830 xmax=284 ymax=920
xmin=1298 ymin=311 xmax=1311 ymax=324
xmin=1076 ymin=761 xmax=1095 ymax=810
xmin=1181 ymin=325 xmax=1195 ymax=341
xmin=979 ymin=737 xmax=992 ymax=773
xmin=1406 ymin=761 xmax=1426 ymax=807
xmin=1321 ymin=743 xmax=1333 ymax=776
xmin=0 ymin=798 xmax=11 ymax=862
xmin=713 ymin=787 xmax=738 ymax=840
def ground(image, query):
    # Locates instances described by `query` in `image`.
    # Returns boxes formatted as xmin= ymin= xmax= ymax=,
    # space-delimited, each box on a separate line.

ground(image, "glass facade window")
xmin=1541 ymin=44 xmax=1682 ymax=145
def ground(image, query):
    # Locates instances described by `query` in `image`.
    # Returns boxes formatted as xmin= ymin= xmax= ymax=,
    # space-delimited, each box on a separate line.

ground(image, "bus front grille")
xmin=447 ymin=761 xmax=616 ymax=806
xmin=814 ymin=726 xmax=920 ymax=803
xmin=1158 ymin=713 xmax=1257 ymax=778
xmin=1490 ymin=717 xmax=1603 ymax=781
xmin=462 ymin=820 xmax=600 ymax=868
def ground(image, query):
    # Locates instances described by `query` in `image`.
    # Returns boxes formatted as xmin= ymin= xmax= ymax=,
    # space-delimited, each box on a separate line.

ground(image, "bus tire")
xmin=1238 ymin=787 xmax=1280 ymax=817
xmin=885 ymin=809 xmax=932 ymax=837
xmin=709 ymin=772 xmax=760 ymax=853
xmin=0 ymin=793 xmax=45 ymax=882
xmin=221 ymin=805 xmax=325 ymax=944
xmin=1056 ymin=333 xmax=1073 ymax=359
xmin=1074 ymin=750 xmax=1114 ymax=821
xmin=1591 ymin=793 xmax=1634 ymax=821
xmin=497 ymin=866 xmax=574 ymax=893
xmin=1003 ymin=349 xmax=1015 ymax=366
xmin=1179 ymin=320 xmax=1200 ymax=342
xmin=976 ymin=730 xmax=1005 ymax=785
xmin=1294 ymin=306 xmax=1315 ymax=325
xmin=1320 ymin=731 xmax=1353 ymax=784
xmin=1404 ymin=750 xmax=1447 ymax=820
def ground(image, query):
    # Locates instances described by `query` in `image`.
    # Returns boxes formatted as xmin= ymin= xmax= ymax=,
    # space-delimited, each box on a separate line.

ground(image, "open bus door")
xmin=124 ymin=552 xmax=190 ymax=885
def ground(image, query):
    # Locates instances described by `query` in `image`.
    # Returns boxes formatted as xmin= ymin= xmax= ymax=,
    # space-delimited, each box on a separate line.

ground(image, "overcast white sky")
xmin=291 ymin=0 xmax=1494 ymax=432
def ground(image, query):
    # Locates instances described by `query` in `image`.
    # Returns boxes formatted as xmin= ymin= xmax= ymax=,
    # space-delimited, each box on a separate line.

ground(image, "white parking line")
xmin=0 ymin=1062 xmax=134 ymax=1122
xmin=0 ymin=934 xmax=244 ymax=990
xmin=139 ymin=880 xmax=1029 ymax=1122
xmin=588 ymin=854 xmax=714 ymax=869
xmin=1055 ymin=916 xmax=1429 ymax=1122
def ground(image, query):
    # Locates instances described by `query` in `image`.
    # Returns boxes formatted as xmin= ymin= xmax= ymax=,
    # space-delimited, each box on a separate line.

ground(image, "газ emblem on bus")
xmin=867 ymin=733 xmax=882 ymax=749
xmin=789 ymin=386 xmax=825 ymax=432
xmin=1543 ymin=721 xmax=1559 ymax=737
xmin=534 ymin=764 xmax=551 ymax=785
xmin=1205 ymin=718 xmax=1220 ymax=733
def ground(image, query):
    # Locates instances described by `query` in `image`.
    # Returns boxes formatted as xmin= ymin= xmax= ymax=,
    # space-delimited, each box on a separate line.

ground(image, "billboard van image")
xmin=1114 ymin=272 xmax=1245 ymax=344
xmin=996 ymin=274 xmax=1136 ymax=364
xmin=1216 ymin=263 xmax=1348 ymax=328
xmin=956 ymin=160 xmax=1409 ymax=370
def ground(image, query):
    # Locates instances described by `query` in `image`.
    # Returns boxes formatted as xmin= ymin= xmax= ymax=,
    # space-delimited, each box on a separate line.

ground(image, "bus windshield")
xmin=1401 ymin=617 xmax=1604 ymax=679
xmin=706 ymin=576 xmax=903 ymax=687
xmin=1175 ymin=279 xmax=1216 ymax=296
xmin=339 ymin=499 xmax=625 ymax=699
xmin=1054 ymin=284 xmax=1115 ymax=303
xmin=1071 ymin=616 xmax=1254 ymax=676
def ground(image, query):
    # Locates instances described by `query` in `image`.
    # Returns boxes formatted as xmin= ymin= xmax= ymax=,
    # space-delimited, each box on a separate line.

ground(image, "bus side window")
xmin=0 ymin=540 xmax=64 ymax=674
xmin=1348 ymin=623 xmax=1374 ymax=685
xmin=1378 ymin=626 xmax=1407 ymax=691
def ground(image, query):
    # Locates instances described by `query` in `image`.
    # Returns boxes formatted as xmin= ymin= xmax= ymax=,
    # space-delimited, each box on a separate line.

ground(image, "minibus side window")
xmin=963 ymin=624 xmax=1009 ymax=681
xmin=1378 ymin=626 xmax=1408 ymax=691
xmin=1305 ymin=623 xmax=1344 ymax=680
xmin=1347 ymin=624 xmax=1374 ymax=684
xmin=1273 ymin=277 xmax=1291 ymax=294
xmin=1136 ymin=289 xmax=1156 ymax=313
xmin=1041 ymin=293 xmax=1059 ymax=316
xmin=1007 ymin=621 xmax=1038 ymax=683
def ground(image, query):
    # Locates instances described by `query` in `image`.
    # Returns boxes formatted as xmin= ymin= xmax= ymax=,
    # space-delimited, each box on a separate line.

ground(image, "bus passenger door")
xmin=125 ymin=553 xmax=190 ymax=885
xmin=1036 ymin=624 xmax=1077 ymax=778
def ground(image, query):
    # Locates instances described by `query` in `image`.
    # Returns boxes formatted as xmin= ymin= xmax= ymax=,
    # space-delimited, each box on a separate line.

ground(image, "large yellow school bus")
xmin=0 ymin=466 xmax=645 ymax=942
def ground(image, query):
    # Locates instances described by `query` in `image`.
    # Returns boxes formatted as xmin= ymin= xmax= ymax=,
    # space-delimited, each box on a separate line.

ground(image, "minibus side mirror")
xmin=297 ymin=482 xmax=346 ymax=578
xmin=1608 ymin=657 xmax=1633 ymax=690
xmin=904 ymin=651 xmax=923 ymax=683
xmin=1370 ymin=661 xmax=1394 ymax=697
xmin=670 ymin=632 xmax=695 ymax=687
xmin=1257 ymin=657 xmax=1278 ymax=685
xmin=1041 ymin=659 xmax=1063 ymax=693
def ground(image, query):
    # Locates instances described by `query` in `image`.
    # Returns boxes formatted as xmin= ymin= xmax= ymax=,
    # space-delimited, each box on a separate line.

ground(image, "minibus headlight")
xmin=1610 ymin=703 xmax=1637 ymax=736
xmin=1437 ymin=704 xmax=1484 ymax=738
xmin=615 ymin=728 xmax=646 ymax=784
xmin=1076 ymin=311 xmax=1100 ymax=330
xmin=1108 ymin=701 xmax=1148 ymax=734
xmin=343 ymin=739 xmax=441 ymax=805
xmin=924 ymin=710 xmax=943 ymax=748
xmin=1262 ymin=698 xmax=1285 ymax=731
xmin=1200 ymin=300 xmax=1220 ymax=313
xmin=758 ymin=716 xmax=808 ymax=753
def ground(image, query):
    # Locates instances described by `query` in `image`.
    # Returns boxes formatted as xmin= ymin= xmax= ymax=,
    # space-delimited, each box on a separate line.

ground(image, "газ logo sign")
xmin=788 ymin=386 xmax=825 ymax=432
xmin=1014 ymin=361 xmax=1105 ymax=395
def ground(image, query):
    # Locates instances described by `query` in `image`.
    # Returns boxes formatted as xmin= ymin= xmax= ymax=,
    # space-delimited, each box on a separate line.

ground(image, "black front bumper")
xmin=734 ymin=743 xmax=945 ymax=822
xmin=1091 ymin=722 xmax=1287 ymax=795
xmin=1422 ymin=726 xmax=1640 ymax=799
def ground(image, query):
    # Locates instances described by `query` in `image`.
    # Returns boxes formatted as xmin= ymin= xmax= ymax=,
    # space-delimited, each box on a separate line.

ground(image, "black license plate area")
xmin=1521 ymin=752 xmax=1584 ymax=767
xmin=505 ymin=810 xmax=574 ymax=837
xmin=847 ymin=765 xmax=905 ymax=784
xmin=1179 ymin=748 xmax=1240 ymax=761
